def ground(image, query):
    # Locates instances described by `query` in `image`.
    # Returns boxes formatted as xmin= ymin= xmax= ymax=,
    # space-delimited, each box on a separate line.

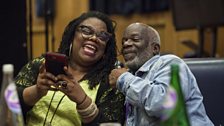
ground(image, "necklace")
xmin=43 ymin=91 xmax=66 ymax=126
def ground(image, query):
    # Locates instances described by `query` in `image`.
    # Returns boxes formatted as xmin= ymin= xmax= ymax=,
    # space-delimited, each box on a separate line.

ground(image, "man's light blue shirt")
xmin=117 ymin=54 xmax=214 ymax=126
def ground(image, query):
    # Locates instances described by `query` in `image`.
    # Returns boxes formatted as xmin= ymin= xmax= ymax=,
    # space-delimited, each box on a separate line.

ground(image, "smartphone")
xmin=45 ymin=52 xmax=68 ymax=76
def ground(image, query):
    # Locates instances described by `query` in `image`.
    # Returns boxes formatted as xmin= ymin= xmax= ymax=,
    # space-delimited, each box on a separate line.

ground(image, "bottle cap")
xmin=2 ymin=64 xmax=14 ymax=73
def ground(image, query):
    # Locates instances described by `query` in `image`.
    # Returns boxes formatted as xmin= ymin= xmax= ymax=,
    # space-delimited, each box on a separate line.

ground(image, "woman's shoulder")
xmin=15 ymin=55 xmax=45 ymax=87
xmin=30 ymin=55 xmax=45 ymax=65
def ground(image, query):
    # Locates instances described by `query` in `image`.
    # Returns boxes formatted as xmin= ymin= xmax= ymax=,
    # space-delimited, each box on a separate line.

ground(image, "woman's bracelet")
xmin=77 ymin=99 xmax=99 ymax=118
xmin=77 ymin=101 xmax=95 ymax=114
xmin=81 ymin=107 xmax=98 ymax=119
xmin=77 ymin=94 xmax=87 ymax=105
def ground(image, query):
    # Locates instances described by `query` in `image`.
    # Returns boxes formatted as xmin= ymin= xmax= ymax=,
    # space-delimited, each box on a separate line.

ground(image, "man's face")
xmin=121 ymin=24 xmax=154 ymax=71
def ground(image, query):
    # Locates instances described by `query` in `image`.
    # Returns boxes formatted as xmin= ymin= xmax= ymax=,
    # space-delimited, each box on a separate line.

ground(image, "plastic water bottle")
xmin=0 ymin=64 xmax=24 ymax=126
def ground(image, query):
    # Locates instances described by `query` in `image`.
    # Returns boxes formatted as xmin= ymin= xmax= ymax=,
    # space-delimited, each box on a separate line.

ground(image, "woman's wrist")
xmin=76 ymin=96 xmax=99 ymax=123
xmin=77 ymin=94 xmax=87 ymax=105
xmin=23 ymin=85 xmax=45 ymax=106
xmin=77 ymin=95 xmax=92 ymax=109
xmin=81 ymin=108 xmax=99 ymax=123
xmin=34 ymin=84 xmax=47 ymax=98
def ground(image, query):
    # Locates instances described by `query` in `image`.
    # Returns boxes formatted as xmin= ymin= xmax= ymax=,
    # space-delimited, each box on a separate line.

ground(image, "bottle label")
xmin=160 ymin=86 xmax=177 ymax=120
xmin=4 ymin=82 xmax=22 ymax=114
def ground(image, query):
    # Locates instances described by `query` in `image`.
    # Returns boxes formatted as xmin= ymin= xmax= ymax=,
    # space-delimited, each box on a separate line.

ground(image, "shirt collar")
xmin=134 ymin=55 xmax=160 ymax=75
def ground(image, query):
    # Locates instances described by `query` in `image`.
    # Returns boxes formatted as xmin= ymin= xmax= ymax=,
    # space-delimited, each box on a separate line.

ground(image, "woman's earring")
xmin=69 ymin=43 xmax=73 ymax=57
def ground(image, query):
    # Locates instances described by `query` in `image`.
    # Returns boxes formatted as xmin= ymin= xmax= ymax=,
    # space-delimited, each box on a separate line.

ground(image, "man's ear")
xmin=152 ymin=43 xmax=160 ymax=55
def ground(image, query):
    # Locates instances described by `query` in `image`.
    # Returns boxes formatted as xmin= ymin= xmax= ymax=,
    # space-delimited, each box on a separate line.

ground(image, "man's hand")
xmin=109 ymin=68 xmax=128 ymax=88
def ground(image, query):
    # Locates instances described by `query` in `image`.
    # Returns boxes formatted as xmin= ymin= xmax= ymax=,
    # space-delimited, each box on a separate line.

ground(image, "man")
xmin=109 ymin=23 xmax=213 ymax=126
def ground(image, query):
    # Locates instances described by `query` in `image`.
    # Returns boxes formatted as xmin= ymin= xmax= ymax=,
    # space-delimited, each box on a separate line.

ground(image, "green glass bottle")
xmin=160 ymin=64 xmax=191 ymax=126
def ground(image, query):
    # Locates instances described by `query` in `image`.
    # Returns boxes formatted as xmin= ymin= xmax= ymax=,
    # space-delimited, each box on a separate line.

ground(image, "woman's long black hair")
xmin=58 ymin=11 xmax=117 ymax=89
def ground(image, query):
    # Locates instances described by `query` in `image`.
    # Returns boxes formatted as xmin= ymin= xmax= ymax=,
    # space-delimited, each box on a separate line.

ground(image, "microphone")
xmin=114 ymin=60 xmax=124 ymax=68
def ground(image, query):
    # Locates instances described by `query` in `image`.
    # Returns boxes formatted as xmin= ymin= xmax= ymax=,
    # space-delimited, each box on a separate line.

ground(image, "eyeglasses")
xmin=77 ymin=25 xmax=112 ymax=43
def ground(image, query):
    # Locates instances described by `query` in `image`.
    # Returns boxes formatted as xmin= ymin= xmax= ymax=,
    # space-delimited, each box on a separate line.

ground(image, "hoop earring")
xmin=69 ymin=43 xmax=73 ymax=57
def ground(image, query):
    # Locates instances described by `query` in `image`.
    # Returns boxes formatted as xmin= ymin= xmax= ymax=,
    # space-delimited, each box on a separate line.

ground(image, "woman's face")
xmin=71 ymin=17 xmax=109 ymax=67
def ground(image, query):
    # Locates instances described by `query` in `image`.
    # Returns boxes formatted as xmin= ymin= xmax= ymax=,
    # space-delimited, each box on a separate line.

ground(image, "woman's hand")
xmin=56 ymin=66 xmax=87 ymax=104
xmin=56 ymin=66 xmax=99 ymax=123
xmin=23 ymin=63 xmax=58 ymax=106
xmin=36 ymin=63 xmax=58 ymax=97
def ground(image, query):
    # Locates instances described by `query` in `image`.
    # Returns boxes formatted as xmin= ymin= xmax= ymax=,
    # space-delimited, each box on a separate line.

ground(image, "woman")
xmin=15 ymin=11 xmax=125 ymax=126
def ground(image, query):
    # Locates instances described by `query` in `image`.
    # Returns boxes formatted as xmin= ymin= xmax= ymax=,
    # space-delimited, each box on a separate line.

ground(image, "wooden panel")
xmin=217 ymin=27 xmax=224 ymax=57
xmin=111 ymin=11 xmax=196 ymax=58
xmin=30 ymin=0 xmax=88 ymax=58
xmin=30 ymin=1 xmax=224 ymax=59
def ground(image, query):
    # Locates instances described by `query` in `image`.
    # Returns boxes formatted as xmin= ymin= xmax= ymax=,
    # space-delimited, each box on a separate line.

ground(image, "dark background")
xmin=0 ymin=0 xmax=28 ymax=85
xmin=170 ymin=0 xmax=224 ymax=30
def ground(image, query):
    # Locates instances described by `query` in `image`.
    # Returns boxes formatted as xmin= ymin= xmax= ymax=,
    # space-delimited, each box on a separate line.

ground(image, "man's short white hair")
xmin=147 ymin=25 xmax=161 ymax=45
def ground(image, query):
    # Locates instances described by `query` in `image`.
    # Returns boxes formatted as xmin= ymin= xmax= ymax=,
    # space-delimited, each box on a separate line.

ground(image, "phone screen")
xmin=45 ymin=52 xmax=68 ymax=76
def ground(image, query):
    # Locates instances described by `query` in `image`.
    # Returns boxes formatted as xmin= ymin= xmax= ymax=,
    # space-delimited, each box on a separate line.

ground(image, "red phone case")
xmin=45 ymin=52 xmax=68 ymax=76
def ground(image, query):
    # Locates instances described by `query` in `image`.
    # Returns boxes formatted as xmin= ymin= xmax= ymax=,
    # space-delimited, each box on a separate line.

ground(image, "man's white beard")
xmin=125 ymin=49 xmax=151 ymax=71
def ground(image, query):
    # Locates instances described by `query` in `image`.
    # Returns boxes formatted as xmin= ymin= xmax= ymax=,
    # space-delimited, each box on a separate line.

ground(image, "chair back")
xmin=184 ymin=58 xmax=224 ymax=126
